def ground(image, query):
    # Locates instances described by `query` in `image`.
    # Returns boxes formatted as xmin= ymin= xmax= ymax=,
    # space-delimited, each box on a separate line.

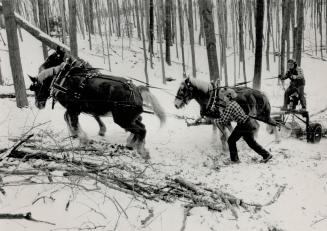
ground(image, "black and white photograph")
xmin=0 ymin=0 xmax=327 ymax=230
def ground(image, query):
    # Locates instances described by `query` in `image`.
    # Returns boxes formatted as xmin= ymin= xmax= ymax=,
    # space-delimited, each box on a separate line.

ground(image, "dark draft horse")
xmin=174 ymin=77 xmax=277 ymax=150
xmin=29 ymin=47 xmax=166 ymax=159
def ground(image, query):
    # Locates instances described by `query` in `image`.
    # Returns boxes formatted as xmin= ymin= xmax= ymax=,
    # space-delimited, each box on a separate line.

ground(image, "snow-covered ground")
xmin=1 ymin=27 xmax=327 ymax=231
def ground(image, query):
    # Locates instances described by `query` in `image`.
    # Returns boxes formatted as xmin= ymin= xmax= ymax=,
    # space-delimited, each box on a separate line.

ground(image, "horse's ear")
xmin=56 ymin=46 xmax=62 ymax=53
xmin=28 ymin=74 xmax=37 ymax=83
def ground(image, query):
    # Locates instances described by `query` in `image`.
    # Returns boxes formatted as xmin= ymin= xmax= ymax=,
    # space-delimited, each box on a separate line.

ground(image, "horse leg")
xmin=133 ymin=118 xmax=150 ymax=159
xmin=126 ymin=117 xmax=141 ymax=149
xmin=268 ymin=125 xmax=281 ymax=143
xmin=216 ymin=123 xmax=230 ymax=152
xmin=211 ymin=124 xmax=219 ymax=145
xmin=93 ymin=115 xmax=106 ymax=136
xmin=64 ymin=110 xmax=88 ymax=143
xmin=113 ymin=114 xmax=149 ymax=159
xmin=64 ymin=111 xmax=77 ymax=138
xmin=253 ymin=120 xmax=260 ymax=138
xmin=126 ymin=133 xmax=137 ymax=149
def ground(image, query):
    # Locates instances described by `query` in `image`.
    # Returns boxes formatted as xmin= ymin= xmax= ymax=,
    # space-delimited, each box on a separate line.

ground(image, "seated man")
xmin=279 ymin=59 xmax=306 ymax=111
xmin=214 ymin=89 xmax=272 ymax=164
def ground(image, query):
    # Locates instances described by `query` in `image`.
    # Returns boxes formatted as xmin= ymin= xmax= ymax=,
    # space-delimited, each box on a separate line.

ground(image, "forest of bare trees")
xmin=1 ymin=0 xmax=327 ymax=106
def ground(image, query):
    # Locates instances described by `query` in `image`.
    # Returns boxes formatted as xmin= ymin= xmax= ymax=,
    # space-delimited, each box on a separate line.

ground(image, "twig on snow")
xmin=311 ymin=216 xmax=327 ymax=227
xmin=263 ymin=184 xmax=287 ymax=206
xmin=180 ymin=205 xmax=193 ymax=231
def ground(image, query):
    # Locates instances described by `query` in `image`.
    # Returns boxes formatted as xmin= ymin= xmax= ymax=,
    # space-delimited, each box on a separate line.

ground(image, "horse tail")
xmin=138 ymin=86 xmax=166 ymax=127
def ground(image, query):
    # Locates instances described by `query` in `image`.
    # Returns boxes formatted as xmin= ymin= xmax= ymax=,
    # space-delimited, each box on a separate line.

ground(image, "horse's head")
xmin=39 ymin=46 xmax=65 ymax=73
xmin=174 ymin=78 xmax=195 ymax=109
xmin=28 ymin=68 xmax=57 ymax=109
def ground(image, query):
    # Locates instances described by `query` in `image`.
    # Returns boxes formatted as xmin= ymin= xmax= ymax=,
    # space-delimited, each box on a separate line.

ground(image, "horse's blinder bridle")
xmin=175 ymin=78 xmax=195 ymax=105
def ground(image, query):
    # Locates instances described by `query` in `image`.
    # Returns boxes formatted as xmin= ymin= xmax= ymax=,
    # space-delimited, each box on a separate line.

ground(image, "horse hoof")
xmin=138 ymin=149 xmax=150 ymax=160
xmin=126 ymin=145 xmax=134 ymax=150
xmin=98 ymin=132 xmax=105 ymax=136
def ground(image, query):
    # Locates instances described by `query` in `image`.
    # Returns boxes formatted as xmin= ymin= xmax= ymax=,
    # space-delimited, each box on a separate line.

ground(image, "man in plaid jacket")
xmin=214 ymin=89 xmax=272 ymax=164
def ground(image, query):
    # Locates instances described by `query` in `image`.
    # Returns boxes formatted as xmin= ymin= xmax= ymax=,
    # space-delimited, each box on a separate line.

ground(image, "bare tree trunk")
xmin=116 ymin=0 xmax=121 ymax=37
xmin=270 ymin=1 xmax=276 ymax=62
xmin=188 ymin=0 xmax=196 ymax=77
xmin=0 ymin=56 xmax=4 ymax=85
xmin=199 ymin=0 xmax=204 ymax=45
xmin=108 ymin=0 xmax=114 ymax=35
xmin=266 ymin=0 xmax=271 ymax=71
xmin=286 ymin=0 xmax=292 ymax=60
xmin=157 ymin=0 xmax=166 ymax=84
xmin=38 ymin=0 xmax=48 ymax=59
xmin=200 ymin=0 xmax=220 ymax=82
xmin=178 ymin=0 xmax=186 ymax=77
xmin=89 ymin=0 xmax=95 ymax=34
xmin=134 ymin=0 xmax=141 ymax=40
xmin=173 ymin=2 xmax=179 ymax=58
xmin=253 ymin=0 xmax=264 ymax=90
xmin=95 ymin=0 xmax=105 ymax=62
xmin=68 ymin=0 xmax=78 ymax=57
xmin=139 ymin=0 xmax=149 ymax=84
xmin=295 ymin=0 xmax=304 ymax=65
xmin=30 ymin=0 xmax=38 ymax=26
xmin=247 ymin=0 xmax=255 ymax=51
xmin=76 ymin=3 xmax=85 ymax=40
xmin=149 ymin=0 xmax=154 ymax=51
xmin=231 ymin=0 xmax=237 ymax=84
xmin=3 ymin=0 xmax=28 ymax=107
xmin=276 ymin=0 xmax=280 ymax=51
xmin=104 ymin=10 xmax=111 ymax=72
xmin=325 ymin=0 xmax=327 ymax=55
xmin=217 ymin=0 xmax=228 ymax=85
xmin=280 ymin=0 xmax=288 ymax=76
xmin=43 ymin=0 xmax=49 ymax=34
xmin=318 ymin=0 xmax=323 ymax=59
xmin=238 ymin=0 xmax=247 ymax=84
xmin=165 ymin=0 xmax=172 ymax=65
xmin=149 ymin=0 xmax=154 ymax=68
xmin=60 ymin=0 xmax=66 ymax=44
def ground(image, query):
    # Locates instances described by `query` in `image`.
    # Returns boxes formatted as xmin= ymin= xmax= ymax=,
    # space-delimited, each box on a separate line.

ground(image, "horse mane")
xmin=37 ymin=64 xmax=63 ymax=83
xmin=189 ymin=77 xmax=212 ymax=93
xmin=64 ymin=53 xmax=92 ymax=69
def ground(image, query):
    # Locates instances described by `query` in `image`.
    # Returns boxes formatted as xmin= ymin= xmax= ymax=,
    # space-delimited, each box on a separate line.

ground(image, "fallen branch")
xmin=0 ymin=93 xmax=34 ymax=98
xmin=0 ymin=134 xmax=34 ymax=160
xmin=2 ymin=137 xmax=262 ymax=214
xmin=174 ymin=177 xmax=200 ymax=194
xmin=0 ymin=212 xmax=55 ymax=225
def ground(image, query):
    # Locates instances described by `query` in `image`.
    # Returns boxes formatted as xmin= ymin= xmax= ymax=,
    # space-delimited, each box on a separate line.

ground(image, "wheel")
xmin=307 ymin=123 xmax=322 ymax=143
